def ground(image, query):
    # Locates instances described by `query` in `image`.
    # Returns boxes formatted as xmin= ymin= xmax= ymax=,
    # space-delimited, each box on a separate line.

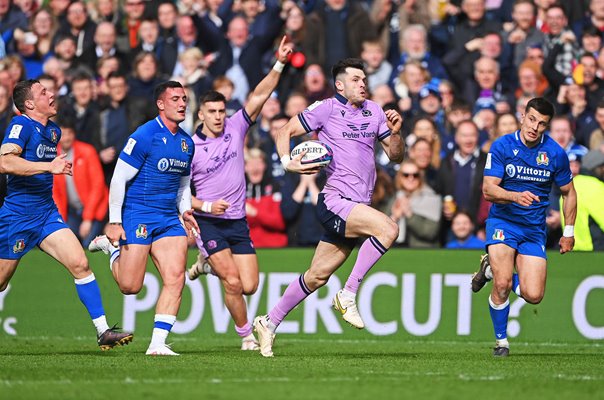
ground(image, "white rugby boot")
xmin=332 ymin=289 xmax=365 ymax=329
xmin=253 ymin=316 xmax=275 ymax=358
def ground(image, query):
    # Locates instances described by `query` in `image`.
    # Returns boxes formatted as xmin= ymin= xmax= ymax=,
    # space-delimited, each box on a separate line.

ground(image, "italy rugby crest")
xmin=492 ymin=229 xmax=505 ymax=241
xmin=136 ymin=224 xmax=148 ymax=239
xmin=12 ymin=239 xmax=25 ymax=253
xmin=536 ymin=151 xmax=549 ymax=166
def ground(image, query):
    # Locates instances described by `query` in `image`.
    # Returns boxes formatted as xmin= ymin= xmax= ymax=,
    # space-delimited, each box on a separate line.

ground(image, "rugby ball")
xmin=290 ymin=140 xmax=333 ymax=166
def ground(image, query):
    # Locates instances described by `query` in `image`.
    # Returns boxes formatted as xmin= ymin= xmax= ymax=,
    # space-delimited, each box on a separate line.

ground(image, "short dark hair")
xmin=596 ymin=98 xmax=604 ymax=110
xmin=270 ymin=113 xmax=290 ymax=123
xmin=525 ymin=97 xmax=555 ymax=119
xmin=13 ymin=79 xmax=39 ymax=113
xmin=582 ymin=25 xmax=601 ymax=38
xmin=107 ymin=71 xmax=127 ymax=82
xmin=200 ymin=90 xmax=227 ymax=105
xmin=153 ymin=81 xmax=184 ymax=103
xmin=71 ymin=70 xmax=93 ymax=84
xmin=332 ymin=58 xmax=365 ymax=83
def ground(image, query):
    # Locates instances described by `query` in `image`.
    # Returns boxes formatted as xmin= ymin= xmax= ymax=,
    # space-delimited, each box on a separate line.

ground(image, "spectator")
xmin=117 ymin=0 xmax=145 ymax=52
xmin=370 ymin=84 xmax=396 ymax=108
xmin=371 ymin=166 xmax=395 ymax=214
xmin=361 ymin=39 xmax=392 ymax=92
xmin=56 ymin=0 xmax=97 ymax=57
xmin=390 ymin=160 xmax=442 ymax=248
xmin=246 ymin=94 xmax=281 ymax=151
xmin=555 ymin=83 xmax=595 ymax=142
xmin=157 ymin=1 xmax=178 ymax=43
xmin=301 ymin=64 xmax=334 ymax=105
xmin=160 ymin=14 xmax=199 ymax=78
xmin=303 ymin=0 xmax=377 ymax=73
xmin=58 ymin=71 xmax=102 ymax=150
xmin=393 ymin=59 xmax=430 ymax=113
xmin=89 ymin=0 xmax=123 ymax=27
xmin=502 ymin=0 xmax=544 ymax=68
xmin=482 ymin=111 xmax=518 ymax=153
xmin=256 ymin=112 xmax=289 ymax=183
xmin=98 ymin=71 xmax=155 ymax=184
xmin=284 ymin=91 xmax=308 ymax=118
xmin=443 ymin=99 xmax=472 ymax=154
xmin=408 ymin=137 xmax=440 ymax=191
xmin=587 ymin=99 xmax=604 ymax=150
xmin=580 ymin=25 xmax=602 ymax=57
xmin=213 ymin=75 xmax=243 ymax=116
xmin=465 ymin=56 xmax=510 ymax=113
xmin=446 ymin=210 xmax=485 ymax=249
xmin=41 ymin=56 xmax=68 ymax=96
xmin=29 ymin=8 xmax=58 ymax=59
xmin=390 ymin=24 xmax=448 ymax=88
xmin=53 ymin=118 xmax=108 ymax=248
xmin=439 ymin=79 xmax=456 ymax=111
xmin=515 ymin=60 xmax=548 ymax=99
xmin=95 ymin=54 xmax=120 ymax=97
xmin=280 ymin=168 xmax=326 ymax=247
xmin=52 ymin=34 xmax=79 ymax=73
xmin=48 ymin=0 xmax=70 ymax=27
xmin=14 ymin=26 xmax=44 ymax=79
xmin=572 ymin=0 xmax=604 ymax=43
xmin=406 ymin=116 xmax=442 ymax=169
xmin=78 ymin=21 xmax=128 ymax=74
xmin=0 ymin=0 xmax=29 ymax=53
xmin=437 ymin=119 xmax=486 ymax=224
xmin=207 ymin=15 xmax=283 ymax=105
xmin=128 ymin=51 xmax=165 ymax=100
xmin=130 ymin=18 xmax=165 ymax=69
xmin=542 ymin=5 xmax=580 ymax=89
xmin=579 ymin=53 xmax=604 ymax=108
xmin=244 ymin=148 xmax=287 ymax=248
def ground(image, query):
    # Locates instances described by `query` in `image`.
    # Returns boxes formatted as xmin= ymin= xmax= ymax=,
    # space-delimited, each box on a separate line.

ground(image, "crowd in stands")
xmin=1 ymin=0 xmax=603 ymax=250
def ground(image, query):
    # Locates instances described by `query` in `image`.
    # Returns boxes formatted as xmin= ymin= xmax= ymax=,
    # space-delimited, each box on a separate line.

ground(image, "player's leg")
xmin=487 ymin=243 xmax=516 ymax=356
xmin=39 ymin=227 xmax=133 ymax=349
xmin=146 ymin=235 xmax=187 ymax=355
xmin=515 ymin=256 xmax=547 ymax=304
xmin=211 ymin=251 xmax=259 ymax=349
xmin=110 ymin=244 xmax=150 ymax=294
xmin=0 ymin=259 xmax=19 ymax=292
xmin=254 ymin=241 xmax=352 ymax=357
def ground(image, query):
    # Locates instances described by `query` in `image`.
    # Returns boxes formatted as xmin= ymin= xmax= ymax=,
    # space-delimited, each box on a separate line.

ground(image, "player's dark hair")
xmin=200 ymin=90 xmax=227 ymax=105
xmin=332 ymin=58 xmax=365 ymax=84
xmin=12 ymin=79 xmax=39 ymax=113
xmin=153 ymin=80 xmax=183 ymax=103
xmin=525 ymin=97 xmax=555 ymax=119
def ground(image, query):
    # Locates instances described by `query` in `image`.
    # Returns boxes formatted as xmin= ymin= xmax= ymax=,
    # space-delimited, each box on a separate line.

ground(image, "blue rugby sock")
xmin=488 ymin=295 xmax=510 ymax=341
xmin=75 ymin=274 xmax=107 ymax=334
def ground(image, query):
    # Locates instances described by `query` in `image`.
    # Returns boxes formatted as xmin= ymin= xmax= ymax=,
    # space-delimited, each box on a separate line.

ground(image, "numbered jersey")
xmin=119 ymin=116 xmax=194 ymax=213
xmin=2 ymin=115 xmax=61 ymax=214
xmin=298 ymin=94 xmax=390 ymax=204
xmin=484 ymin=131 xmax=572 ymax=227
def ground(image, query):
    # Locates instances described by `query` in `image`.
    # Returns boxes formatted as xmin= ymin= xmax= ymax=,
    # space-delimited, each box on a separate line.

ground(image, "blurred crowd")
xmin=0 ymin=0 xmax=603 ymax=250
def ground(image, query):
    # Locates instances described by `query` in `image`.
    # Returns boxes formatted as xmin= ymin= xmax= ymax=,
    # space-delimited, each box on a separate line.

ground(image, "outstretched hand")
xmin=276 ymin=36 xmax=294 ymax=64
xmin=182 ymin=209 xmax=200 ymax=238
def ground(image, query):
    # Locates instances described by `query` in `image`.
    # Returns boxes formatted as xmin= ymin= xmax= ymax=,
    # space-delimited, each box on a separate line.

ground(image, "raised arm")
xmin=558 ymin=180 xmax=577 ymax=254
xmin=244 ymin=36 xmax=293 ymax=121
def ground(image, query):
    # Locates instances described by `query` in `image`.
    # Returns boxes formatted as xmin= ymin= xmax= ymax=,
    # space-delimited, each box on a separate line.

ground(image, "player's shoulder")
xmin=305 ymin=97 xmax=334 ymax=113
xmin=8 ymin=115 xmax=34 ymax=131
xmin=362 ymin=99 xmax=385 ymax=115
xmin=490 ymin=132 xmax=515 ymax=151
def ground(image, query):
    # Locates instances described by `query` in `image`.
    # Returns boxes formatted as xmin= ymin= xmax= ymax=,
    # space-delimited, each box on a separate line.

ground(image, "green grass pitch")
xmin=0 ymin=249 xmax=602 ymax=399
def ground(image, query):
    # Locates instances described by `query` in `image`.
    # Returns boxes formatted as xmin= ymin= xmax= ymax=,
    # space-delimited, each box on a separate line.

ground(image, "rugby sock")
xmin=267 ymin=274 xmax=314 ymax=332
xmin=109 ymin=248 xmax=120 ymax=271
xmin=74 ymin=273 xmax=109 ymax=335
xmin=235 ymin=321 xmax=253 ymax=338
xmin=344 ymin=236 xmax=387 ymax=294
xmin=488 ymin=295 xmax=510 ymax=341
xmin=512 ymin=273 xmax=521 ymax=297
xmin=150 ymin=314 xmax=176 ymax=347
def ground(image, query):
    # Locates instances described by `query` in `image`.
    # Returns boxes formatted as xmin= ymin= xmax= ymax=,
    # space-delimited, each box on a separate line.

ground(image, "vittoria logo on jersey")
xmin=181 ymin=139 xmax=189 ymax=153
xmin=536 ymin=152 xmax=549 ymax=166
xmin=157 ymin=157 xmax=188 ymax=172
xmin=505 ymin=163 xmax=551 ymax=182
xmin=135 ymin=224 xmax=148 ymax=239
xmin=36 ymin=144 xmax=57 ymax=159
xmin=12 ymin=239 xmax=25 ymax=253
xmin=50 ymin=129 xmax=58 ymax=143
xmin=492 ymin=229 xmax=505 ymax=241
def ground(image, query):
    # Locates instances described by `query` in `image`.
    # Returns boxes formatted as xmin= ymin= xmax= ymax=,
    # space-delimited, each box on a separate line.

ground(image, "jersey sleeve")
xmin=377 ymin=109 xmax=391 ymax=142
xmin=298 ymin=100 xmax=332 ymax=133
xmin=484 ymin=138 xmax=505 ymax=178
xmin=118 ymin=129 xmax=152 ymax=170
xmin=228 ymin=109 xmax=254 ymax=138
xmin=183 ymin=136 xmax=195 ymax=176
xmin=554 ymin=148 xmax=573 ymax=187
xmin=2 ymin=118 xmax=32 ymax=150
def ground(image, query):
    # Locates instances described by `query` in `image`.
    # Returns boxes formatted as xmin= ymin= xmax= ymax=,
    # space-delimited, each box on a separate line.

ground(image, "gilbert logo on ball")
xmin=290 ymin=140 xmax=333 ymax=166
